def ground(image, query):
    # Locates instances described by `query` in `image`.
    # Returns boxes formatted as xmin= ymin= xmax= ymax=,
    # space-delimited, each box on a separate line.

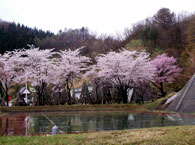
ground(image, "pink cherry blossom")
xmin=151 ymin=53 xmax=182 ymax=97
xmin=151 ymin=53 xmax=182 ymax=83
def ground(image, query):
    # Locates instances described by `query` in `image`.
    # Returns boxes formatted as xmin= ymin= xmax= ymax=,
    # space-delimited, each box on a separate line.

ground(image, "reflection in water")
xmin=1 ymin=112 xmax=195 ymax=136
xmin=0 ymin=115 xmax=29 ymax=136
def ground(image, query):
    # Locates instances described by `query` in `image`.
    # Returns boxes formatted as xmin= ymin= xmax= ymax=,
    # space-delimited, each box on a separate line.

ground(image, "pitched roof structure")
xmin=166 ymin=74 xmax=195 ymax=113
xmin=19 ymin=87 xmax=30 ymax=94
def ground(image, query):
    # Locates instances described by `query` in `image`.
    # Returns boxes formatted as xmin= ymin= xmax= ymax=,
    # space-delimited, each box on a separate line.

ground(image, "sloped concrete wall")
xmin=166 ymin=74 xmax=195 ymax=113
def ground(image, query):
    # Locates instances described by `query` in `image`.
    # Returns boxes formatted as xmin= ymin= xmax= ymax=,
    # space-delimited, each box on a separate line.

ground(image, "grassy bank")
xmin=0 ymin=104 xmax=144 ymax=113
xmin=1 ymin=126 xmax=195 ymax=145
xmin=0 ymin=94 xmax=172 ymax=115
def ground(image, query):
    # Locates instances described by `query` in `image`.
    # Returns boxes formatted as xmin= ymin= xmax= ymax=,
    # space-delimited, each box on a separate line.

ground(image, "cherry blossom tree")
xmin=21 ymin=45 xmax=55 ymax=105
xmin=52 ymin=48 xmax=91 ymax=105
xmin=151 ymin=53 xmax=182 ymax=97
xmin=87 ymin=50 xmax=154 ymax=103
xmin=84 ymin=66 xmax=103 ymax=104
xmin=3 ymin=45 xmax=91 ymax=106
xmin=0 ymin=49 xmax=27 ymax=106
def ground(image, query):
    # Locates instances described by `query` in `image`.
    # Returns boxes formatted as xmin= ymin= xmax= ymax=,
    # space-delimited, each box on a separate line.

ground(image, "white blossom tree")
xmin=87 ymin=50 xmax=154 ymax=103
xmin=52 ymin=48 xmax=91 ymax=104
xmin=2 ymin=46 xmax=91 ymax=105
xmin=0 ymin=49 xmax=27 ymax=106
xmin=21 ymin=45 xmax=55 ymax=105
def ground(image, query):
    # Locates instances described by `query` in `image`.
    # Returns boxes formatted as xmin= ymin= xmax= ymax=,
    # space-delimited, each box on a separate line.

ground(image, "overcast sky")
xmin=0 ymin=0 xmax=194 ymax=35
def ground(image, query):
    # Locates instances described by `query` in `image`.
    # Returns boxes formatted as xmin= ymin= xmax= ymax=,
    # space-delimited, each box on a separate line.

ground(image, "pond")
xmin=1 ymin=112 xmax=195 ymax=136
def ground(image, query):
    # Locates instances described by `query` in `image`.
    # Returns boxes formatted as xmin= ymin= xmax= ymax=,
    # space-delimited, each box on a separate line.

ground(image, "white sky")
xmin=0 ymin=0 xmax=194 ymax=35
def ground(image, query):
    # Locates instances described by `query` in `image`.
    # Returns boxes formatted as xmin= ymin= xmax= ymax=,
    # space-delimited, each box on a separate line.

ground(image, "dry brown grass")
xmin=1 ymin=126 xmax=195 ymax=145
xmin=83 ymin=126 xmax=195 ymax=145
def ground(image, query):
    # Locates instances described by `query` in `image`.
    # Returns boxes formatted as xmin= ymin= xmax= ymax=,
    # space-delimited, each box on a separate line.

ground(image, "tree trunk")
xmin=68 ymin=91 xmax=71 ymax=105
xmin=122 ymin=90 xmax=128 ymax=104
xmin=4 ymin=87 xmax=9 ymax=106
xmin=140 ymin=85 xmax=149 ymax=104
xmin=160 ymin=82 xmax=166 ymax=97
xmin=4 ymin=85 xmax=9 ymax=106
xmin=6 ymin=94 xmax=9 ymax=106
xmin=36 ymin=86 xmax=43 ymax=106
xmin=118 ymin=87 xmax=128 ymax=104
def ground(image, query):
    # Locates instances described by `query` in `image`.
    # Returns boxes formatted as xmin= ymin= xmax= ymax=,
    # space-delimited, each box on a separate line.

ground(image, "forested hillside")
xmin=123 ymin=8 xmax=195 ymax=80
xmin=0 ymin=21 xmax=54 ymax=54
xmin=0 ymin=22 xmax=122 ymax=60
xmin=40 ymin=27 xmax=122 ymax=59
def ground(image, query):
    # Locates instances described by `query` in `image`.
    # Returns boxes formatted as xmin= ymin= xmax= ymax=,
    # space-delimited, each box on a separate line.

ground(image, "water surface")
xmin=1 ymin=112 xmax=195 ymax=136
